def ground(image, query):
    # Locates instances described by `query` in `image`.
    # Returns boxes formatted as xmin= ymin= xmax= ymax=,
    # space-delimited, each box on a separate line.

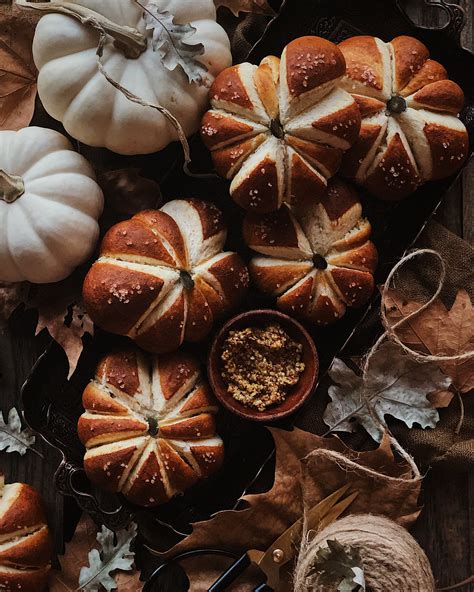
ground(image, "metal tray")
xmin=21 ymin=0 xmax=474 ymax=553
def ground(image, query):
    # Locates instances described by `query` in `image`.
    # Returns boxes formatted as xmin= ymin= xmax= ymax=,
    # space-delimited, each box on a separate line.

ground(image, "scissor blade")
xmin=307 ymin=490 xmax=359 ymax=532
xmin=254 ymin=485 xmax=352 ymax=573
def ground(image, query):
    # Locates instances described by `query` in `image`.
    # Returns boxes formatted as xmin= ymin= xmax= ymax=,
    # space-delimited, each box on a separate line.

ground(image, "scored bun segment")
xmin=83 ymin=199 xmax=249 ymax=354
xmin=79 ymin=349 xmax=224 ymax=508
xmin=244 ymin=178 xmax=378 ymax=325
xmin=338 ymin=35 xmax=469 ymax=200
xmin=0 ymin=477 xmax=52 ymax=592
xmin=201 ymin=36 xmax=361 ymax=213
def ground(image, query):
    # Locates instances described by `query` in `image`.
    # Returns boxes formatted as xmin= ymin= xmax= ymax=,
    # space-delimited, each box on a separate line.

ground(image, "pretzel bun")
xmin=339 ymin=35 xmax=469 ymax=200
xmin=0 ymin=476 xmax=52 ymax=591
xmin=201 ymin=36 xmax=361 ymax=213
xmin=243 ymin=178 xmax=377 ymax=325
xmin=83 ymin=199 xmax=249 ymax=353
xmin=79 ymin=349 xmax=224 ymax=507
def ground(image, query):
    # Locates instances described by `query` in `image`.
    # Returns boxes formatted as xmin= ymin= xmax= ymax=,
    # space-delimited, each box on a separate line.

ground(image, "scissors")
xmin=144 ymin=484 xmax=358 ymax=591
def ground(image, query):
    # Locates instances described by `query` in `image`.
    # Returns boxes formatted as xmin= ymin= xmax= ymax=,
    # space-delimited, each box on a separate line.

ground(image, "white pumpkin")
xmin=29 ymin=0 xmax=232 ymax=155
xmin=0 ymin=127 xmax=104 ymax=284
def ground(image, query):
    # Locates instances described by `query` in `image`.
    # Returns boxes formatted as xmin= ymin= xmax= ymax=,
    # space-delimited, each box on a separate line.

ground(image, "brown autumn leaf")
xmin=98 ymin=168 xmax=162 ymax=217
xmin=384 ymin=288 xmax=474 ymax=394
xmin=49 ymin=514 xmax=142 ymax=592
xmin=151 ymin=427 xmax=421 ymax=591
xmin=0 ymin=3 xmax=38 ymax=130
xmin=0 ymin=281 xmax=28 ymax=326
xmin=214 ymin=0 xmax=275 ymax=16
xmin=31 ymin=281 xmax=93 ymax=379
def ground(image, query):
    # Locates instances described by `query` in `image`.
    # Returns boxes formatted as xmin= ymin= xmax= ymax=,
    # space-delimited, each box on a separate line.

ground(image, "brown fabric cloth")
xmin=297 ymin=220 xmax=474 ymax=471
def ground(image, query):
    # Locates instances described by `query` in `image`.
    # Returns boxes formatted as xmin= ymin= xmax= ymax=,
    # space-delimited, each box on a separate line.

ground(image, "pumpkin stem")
xmin=0 ymin=171 xmax=25 ymax=204
xmin=16 ymin=0 xmax=147 ymax=59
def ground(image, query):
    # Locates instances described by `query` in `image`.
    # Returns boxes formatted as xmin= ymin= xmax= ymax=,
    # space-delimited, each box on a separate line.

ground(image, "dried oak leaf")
xmin=49 ymin=514 xmax=142 ymax=592
xmin=214 ymin=0 xmax=275 ymax=15
xmin=308 ymin=539 xmax=366 ymax=592
xmin=324 ymin=341 xmax=452 ymax=442
xmin=98 ymin=168 xmax=162 ymax=217
xmin=0 ymin=4 xmax=38 ymax=130
xmin=0 ymin=407 xmax=35 ymax=456
xmin=153 ymin=428 xmax=421 ymax=590
xmin=0 ymin=281 xmax=28 ymax=326
xmin=32 ymin=282 xmax=93 ymax=379
xmin=144 ymin=2 xmax=208 ymax=84
xmin=384 ymin=288 xmax=474 ymax=394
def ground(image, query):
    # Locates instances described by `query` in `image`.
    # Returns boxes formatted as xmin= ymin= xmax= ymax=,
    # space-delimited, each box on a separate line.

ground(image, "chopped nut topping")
xmin=221 ymin=323 xmax=305 ymax=412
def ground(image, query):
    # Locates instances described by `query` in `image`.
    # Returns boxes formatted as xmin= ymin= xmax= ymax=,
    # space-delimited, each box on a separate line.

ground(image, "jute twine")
xmin=356 ymin=248 xmax=474 ymax=471
xmin=294 ymin=514 xmax=435 ymax=592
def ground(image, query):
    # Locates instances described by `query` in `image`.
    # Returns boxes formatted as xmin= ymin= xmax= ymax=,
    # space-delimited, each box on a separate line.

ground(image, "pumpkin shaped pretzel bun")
xmin=201 ymin=36 xmax=361 ymax=213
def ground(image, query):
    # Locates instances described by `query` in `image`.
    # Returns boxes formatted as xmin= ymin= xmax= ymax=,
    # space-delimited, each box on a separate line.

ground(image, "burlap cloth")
xmin=296 ymin=220 xmax=474 ymax=471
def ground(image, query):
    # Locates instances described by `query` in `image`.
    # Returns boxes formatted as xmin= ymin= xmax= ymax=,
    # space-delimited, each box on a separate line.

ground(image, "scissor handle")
xmin=208 ymin=553 xmax=251 ymax=591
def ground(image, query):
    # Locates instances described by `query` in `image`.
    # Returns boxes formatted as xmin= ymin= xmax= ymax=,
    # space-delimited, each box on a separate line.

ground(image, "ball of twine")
xmin=294 ymin=514 xmax=435 ymax=592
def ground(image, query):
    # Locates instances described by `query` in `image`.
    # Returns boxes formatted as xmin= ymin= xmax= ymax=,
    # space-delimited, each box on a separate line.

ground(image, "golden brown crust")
xmin=284 ymin=36 xmax=346 ymax=98
xmin=310 ymin=101 xmax=361 ymax=146
xmin=390 ymin=36 xmax=430 ymax=93
xmin=77 ymin=414 xmax=147 ymax=447
xmin=399 ymin=58 xmax=447 ymax=97
xmin=231 ymin=154 xmax=281 ymax=213
xmin=254 ymin=59 xmax=280 ymax=119
xmin=277 ymin=275 xmax=314 ymax=317
xmin=83 ymin=441 xmax=145 ymax=492
xmin=157 ymin=440 xmax=198 ymax=493
xmin=330 ymin=267 xmax=375 ymax=307
xmin=205 ymin=253 xmax=249 ymax=309
xmin=341 ymin=121 xmax=386 ymax=178
xmin=0 ymin=484 xmax=47 ymax=538
xmin=82 ymin=383 xmax=130 ymax=415
xmin=123 ymin=446 xmax=169 ymax=507
xmin=179 ymin=383 xmax=217 ymax=415
xmin=0 ymin=481 xmax=51 ymax=592
xmin=339 ymin=36 xmax=386 ymax=93
xmin=285 ymin=135 xmax=343 ymax=178
xmin=0 ymin=566 xmax=50 ymax=592
xmin=249 ymin=260 xmax=312 ymax=297
xmin=329 ymin=240 xmax=378 ymax=274
xmin=364 ymin=132 xmax=422 ymax=200
xmin=243 ymin=204 xmax=300 ymax=251
xmin=190 ymin=443 xmax=225 ymax=477
xmin=0 ymin=525 xmax=51 ymax=568
xmin=134 ymin=289 xmax=185 ymax=354
xmin=287 ymin=151 xmax=326 ymax=204
xmin=411 ymin=80 xmax=464 ymax=114
xmin=424 ymin=123 xmax=469 ymax=180
xmin=83 ymin=261 xmax=164 ymax=336
xmin=212 ymin=134 xmax=267 ymax=179
xmin=352 ymin=94 xmax=386 ymax=118
xmin=319 ymin=178 xmax=359 ymax=221
xmin=100 ymin=219 xmax=176 ymax=266
xmin=133 ymin=211 xmax=188 ymax=267
xmin=200 ymin=110 xmax=259 ymax=151
xmin=96 ymin=350 xmax=141 ymax=397
xmin=156 ymin=351 xmax=200 ymax=402
xmin=184 ymin=286 xmax=213 ymax=342
xmin=159 ymin=414 xmax=216 ymax=440
xmin=209 ymin=65 xmax=253 ymax=110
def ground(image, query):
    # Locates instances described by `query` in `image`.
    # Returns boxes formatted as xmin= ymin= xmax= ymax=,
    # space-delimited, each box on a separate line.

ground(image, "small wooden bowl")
xmin=208 ymin=310 xmax=319 ymax=422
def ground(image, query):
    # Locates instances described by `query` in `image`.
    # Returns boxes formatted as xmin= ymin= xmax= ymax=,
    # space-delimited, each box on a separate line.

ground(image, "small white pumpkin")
xmin=28 ymin=0 xmax=232 ymax=155
xmin=0 ymin=127 xmax=104 ymax=284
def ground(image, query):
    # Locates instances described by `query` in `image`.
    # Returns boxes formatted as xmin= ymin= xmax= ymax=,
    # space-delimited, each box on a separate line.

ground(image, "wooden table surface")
xmin=0 ymin=0 xmax=473 ymax=589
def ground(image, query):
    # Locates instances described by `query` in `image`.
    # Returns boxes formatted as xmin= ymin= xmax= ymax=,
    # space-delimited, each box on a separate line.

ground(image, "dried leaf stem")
xmin=16 ymin=0 xmax=192 ymax=165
